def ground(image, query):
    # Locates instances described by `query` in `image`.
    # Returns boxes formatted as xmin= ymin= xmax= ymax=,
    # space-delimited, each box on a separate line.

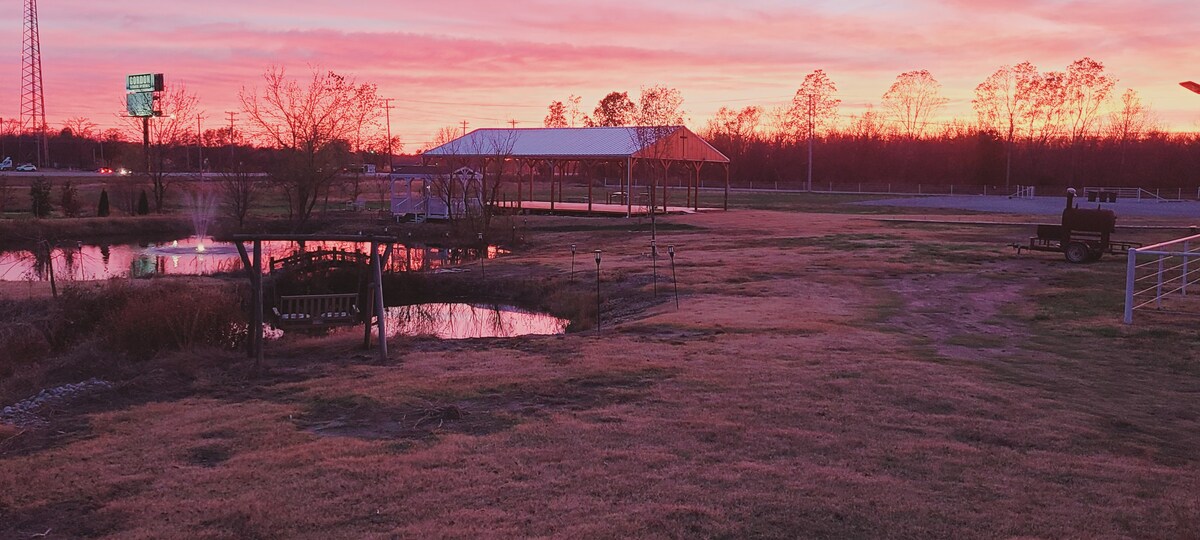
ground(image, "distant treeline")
xmin=703 ymin=129 xmax=1200 ymax=190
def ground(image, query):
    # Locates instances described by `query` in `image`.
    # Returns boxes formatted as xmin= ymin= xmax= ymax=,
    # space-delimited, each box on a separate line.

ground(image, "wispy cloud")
xmin=1 ymin=0 xmax=1197 ymax=140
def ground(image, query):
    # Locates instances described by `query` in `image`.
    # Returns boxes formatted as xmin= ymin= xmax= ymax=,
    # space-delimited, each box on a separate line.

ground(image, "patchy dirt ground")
xmin=1 ymin=207 xmax=1199 ymax=538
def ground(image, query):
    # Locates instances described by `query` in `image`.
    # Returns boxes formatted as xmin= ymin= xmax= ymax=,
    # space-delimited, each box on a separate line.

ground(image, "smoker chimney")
xmin=1066 ymin=187 xmax=1077 ymax=209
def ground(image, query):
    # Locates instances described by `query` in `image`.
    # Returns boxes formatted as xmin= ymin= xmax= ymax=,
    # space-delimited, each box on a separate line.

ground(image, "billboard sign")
xmin=126 ymin=73 xmax=164 ymax=92
xmin=126 ymin=91 xmax=157 ymax=117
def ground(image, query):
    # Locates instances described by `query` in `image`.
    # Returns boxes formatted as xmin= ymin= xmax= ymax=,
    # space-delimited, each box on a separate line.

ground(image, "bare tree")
xmin=591 ymin=91 xmax=637 ymax=127
xmin=62 ymin=117 xmax=98 ymax=139
xmin=632 ymin=85 xmax=686 ymax=237
xmin=846 ymin=104 xmax=885 ymax=141
xmin=1063 ymin=57 xmax=1116 ymax=144
xmin=1023 ymin=69 xmax=1067 ymax=147
xmin=974 ymin=63 xmax=1038 ymax=190
xmin=1107 ymin=88 xmax=1157 ymax=180
xmin=790 ymin=70 xmax=840 ymax=190
xmin=566 ymin=94 xmax=585 ymax=127
xmin=705 ymin=106 xmax=761 ymax=158
xmin=239 ymin=66 xmax=380 ymax=229
xmin=882 ymin=70 xmax=948 ymax=139
xmin=119 ymin=84 xmax=201 ymax=213
xmin=544 ymin=100 xmax=568 ymax=128
xmin=219 ymin=162 xmax=261 ymax=230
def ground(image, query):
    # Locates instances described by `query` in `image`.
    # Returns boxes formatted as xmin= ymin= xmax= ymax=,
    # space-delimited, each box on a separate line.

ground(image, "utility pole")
xmin=225 ymin=111 xmax=237 ymax=165
xmin=196 ymin=114 xmax=203 ymax=175
xmin=806 ymin=94 xmax=815 ymax=192
xmin=381 ymin=98 xmax=394 ymax=171
xmin=21 ymin=0 xmax=49 ymax=167
xmin=460 ymin=120 xmax=469 ymax=137
xmin=508 ymin=119 xmax=519 ymax=129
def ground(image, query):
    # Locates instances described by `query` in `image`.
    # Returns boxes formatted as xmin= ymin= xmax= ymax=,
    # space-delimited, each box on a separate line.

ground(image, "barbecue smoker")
xmin=1015 ymin=188 xmax=1140 ymax=263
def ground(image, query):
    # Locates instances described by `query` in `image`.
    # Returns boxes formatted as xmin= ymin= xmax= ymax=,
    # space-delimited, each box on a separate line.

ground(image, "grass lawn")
xmin=1 ymin=201 xmax=1198 ymax=538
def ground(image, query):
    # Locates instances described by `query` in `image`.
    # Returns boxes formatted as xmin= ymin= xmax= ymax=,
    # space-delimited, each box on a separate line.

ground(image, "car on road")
xmin=15 ymin=164 xmax=37 ymax=172
xmin=97 ymin=167 xmax=113 ymax=174
xmin=0 ymin=157 xmax=12 ymax=171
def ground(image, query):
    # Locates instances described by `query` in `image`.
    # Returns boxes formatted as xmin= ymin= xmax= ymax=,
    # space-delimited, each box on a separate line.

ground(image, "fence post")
xmin=1156 ymin=255 xmax=1165 ymax=308
xmin=1124 ymin=248 xmax=1136 ymax=324
xmin=1184 ymin=241 xmax=1191 ymax=296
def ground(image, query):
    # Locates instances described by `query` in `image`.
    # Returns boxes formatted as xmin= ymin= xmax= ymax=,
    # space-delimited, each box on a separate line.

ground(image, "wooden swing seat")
xmin=272 ymin=293 xmax=361 ymax=327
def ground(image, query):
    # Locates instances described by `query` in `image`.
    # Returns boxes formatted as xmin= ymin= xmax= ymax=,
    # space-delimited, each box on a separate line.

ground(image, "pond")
xmin=266 ymin=303 xmax=568 ymax=340
xmin=382 ymin=303 xmax=568 ymax=339
xmin=0 ymin=237 xmax=505 ymax=282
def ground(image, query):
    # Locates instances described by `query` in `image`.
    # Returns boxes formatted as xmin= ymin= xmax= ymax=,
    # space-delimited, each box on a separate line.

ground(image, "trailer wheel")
xmin=1065 ymin=242 xmax=1091 ymax=263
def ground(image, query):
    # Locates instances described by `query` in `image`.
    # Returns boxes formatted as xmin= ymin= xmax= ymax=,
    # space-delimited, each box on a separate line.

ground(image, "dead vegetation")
xmin=1 ymin=207 xmax=1198 ymax=538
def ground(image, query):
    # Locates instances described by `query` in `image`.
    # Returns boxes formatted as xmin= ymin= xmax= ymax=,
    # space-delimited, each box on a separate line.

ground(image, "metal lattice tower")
xmin=21 ymin=0 xmax=49 ymax=166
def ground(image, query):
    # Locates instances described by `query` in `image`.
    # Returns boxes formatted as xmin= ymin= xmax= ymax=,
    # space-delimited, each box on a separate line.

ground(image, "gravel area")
xmin=0 ymin=379 xmax=113 ymax=428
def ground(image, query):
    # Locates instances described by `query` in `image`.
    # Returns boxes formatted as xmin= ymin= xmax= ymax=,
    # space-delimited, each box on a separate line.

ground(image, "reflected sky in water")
xmin=384 ymin=303 xmax=566 ymax=339
xmin=0 ymin=237 xmax=504 ymax=282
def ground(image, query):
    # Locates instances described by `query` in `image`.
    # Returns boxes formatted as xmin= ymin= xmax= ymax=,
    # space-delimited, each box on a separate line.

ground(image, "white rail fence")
xmin=1011 ymin=185 xmax=1036 ymax=199
xmin=1084 ymin=187 xmax=1168 ymax=201
xmin=1124 ymin=233 xmax=1200 ymax=324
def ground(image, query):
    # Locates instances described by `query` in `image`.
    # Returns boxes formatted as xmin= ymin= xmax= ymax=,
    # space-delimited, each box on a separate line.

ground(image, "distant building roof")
xmin=421 ymin=126 xmax=729 ymax=163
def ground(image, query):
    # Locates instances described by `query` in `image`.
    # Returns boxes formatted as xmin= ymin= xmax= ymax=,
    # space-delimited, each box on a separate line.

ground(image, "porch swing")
xmin=268 ymin=247 xmax=371 ymax=328
xmin=234 ymin=234 xmax=396 ymax=365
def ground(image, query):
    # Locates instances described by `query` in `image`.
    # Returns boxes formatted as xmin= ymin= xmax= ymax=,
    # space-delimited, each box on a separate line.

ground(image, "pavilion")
xmin=417 ymin=126 xmax=731 ymax=216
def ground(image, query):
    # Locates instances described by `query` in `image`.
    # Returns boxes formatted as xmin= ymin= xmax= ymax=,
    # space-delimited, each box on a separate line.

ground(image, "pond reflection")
xmin=383 ymin=303 xmax=567 ymax=339
xmin=0 ymin=237 xmax=505 ymax=282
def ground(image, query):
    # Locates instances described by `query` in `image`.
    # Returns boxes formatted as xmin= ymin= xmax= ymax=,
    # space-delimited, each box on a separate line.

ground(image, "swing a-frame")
xmin=233 ymin=234 xmax=398 ymax=366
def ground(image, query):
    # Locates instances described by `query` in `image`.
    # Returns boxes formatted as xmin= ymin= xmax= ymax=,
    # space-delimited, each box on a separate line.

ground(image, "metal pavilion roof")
xmin=421 ymin=126 xmax=729 ymax=163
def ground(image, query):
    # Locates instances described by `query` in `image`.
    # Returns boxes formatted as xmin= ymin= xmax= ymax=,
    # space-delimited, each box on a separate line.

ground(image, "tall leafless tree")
xmin=790 ymin=70 xmax=840 ymax=190
xmin=882 ymin=70 xmax=948 ymax=139
xmin=239 ymin=66 xmax=380 ymax=229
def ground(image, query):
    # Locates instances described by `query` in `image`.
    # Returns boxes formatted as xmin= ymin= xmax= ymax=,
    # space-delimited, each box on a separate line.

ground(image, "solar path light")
xmin=571 ymin=243 xmax=577 ymax=281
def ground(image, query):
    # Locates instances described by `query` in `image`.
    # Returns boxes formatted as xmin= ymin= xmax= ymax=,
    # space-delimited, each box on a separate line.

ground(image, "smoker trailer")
xmin=1014 ymin=188 xmax=1140 ymax=263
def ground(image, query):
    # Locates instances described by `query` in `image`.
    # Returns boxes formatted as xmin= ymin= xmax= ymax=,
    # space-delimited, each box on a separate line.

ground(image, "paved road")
xmin=857 ymin=195 xmax=1200 ymax=219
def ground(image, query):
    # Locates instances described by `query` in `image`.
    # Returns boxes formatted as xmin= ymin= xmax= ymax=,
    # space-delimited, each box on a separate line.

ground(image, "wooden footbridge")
xmin=269 ymin=248 xmax=369 ymax=273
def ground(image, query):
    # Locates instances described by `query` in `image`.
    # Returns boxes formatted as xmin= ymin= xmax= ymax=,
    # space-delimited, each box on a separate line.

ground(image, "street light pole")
xmin=570 ymin=243 xmax=577 ymax=282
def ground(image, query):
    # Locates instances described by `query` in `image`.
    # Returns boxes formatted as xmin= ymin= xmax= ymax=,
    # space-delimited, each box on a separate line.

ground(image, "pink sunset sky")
xmin=2 ymin=0 xmax=1199 ymax=149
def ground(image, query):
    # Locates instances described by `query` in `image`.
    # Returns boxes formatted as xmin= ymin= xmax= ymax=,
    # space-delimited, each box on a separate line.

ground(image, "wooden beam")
xmin=723 ymin=163 xmax=730 ymax=211
xmin=371 ymin=242 xmax=388 ymax=361
xmin=252 ymin=239 xmax=264 ymax=368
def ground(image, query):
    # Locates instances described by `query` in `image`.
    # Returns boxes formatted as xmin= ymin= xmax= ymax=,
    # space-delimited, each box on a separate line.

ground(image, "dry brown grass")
xmin=1 ymin=208 xmax=1199 ymax=538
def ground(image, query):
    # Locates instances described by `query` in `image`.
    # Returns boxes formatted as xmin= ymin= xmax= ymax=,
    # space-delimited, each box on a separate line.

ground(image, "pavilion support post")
xmin=516 ymin=161 xmax=524 ymax=210
xmin=549 ymin=160 xmax=556 ymax=213
xmin=587 ymin=161 xmax=594 ymax=215
xmin=661 ymin=160 xmax=669 ymax=213
xmin=723 ymin=163 xmax=730 ymax=211
xmin=371 ymin=241 xmax=388 ymax=360
xmin=626 ymin=157 xmax=633 ymax=218
xmin=648 ymin=160 xmax=656 ymax=217
xmin=693 ymin=161 xmax=703 ymax=211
